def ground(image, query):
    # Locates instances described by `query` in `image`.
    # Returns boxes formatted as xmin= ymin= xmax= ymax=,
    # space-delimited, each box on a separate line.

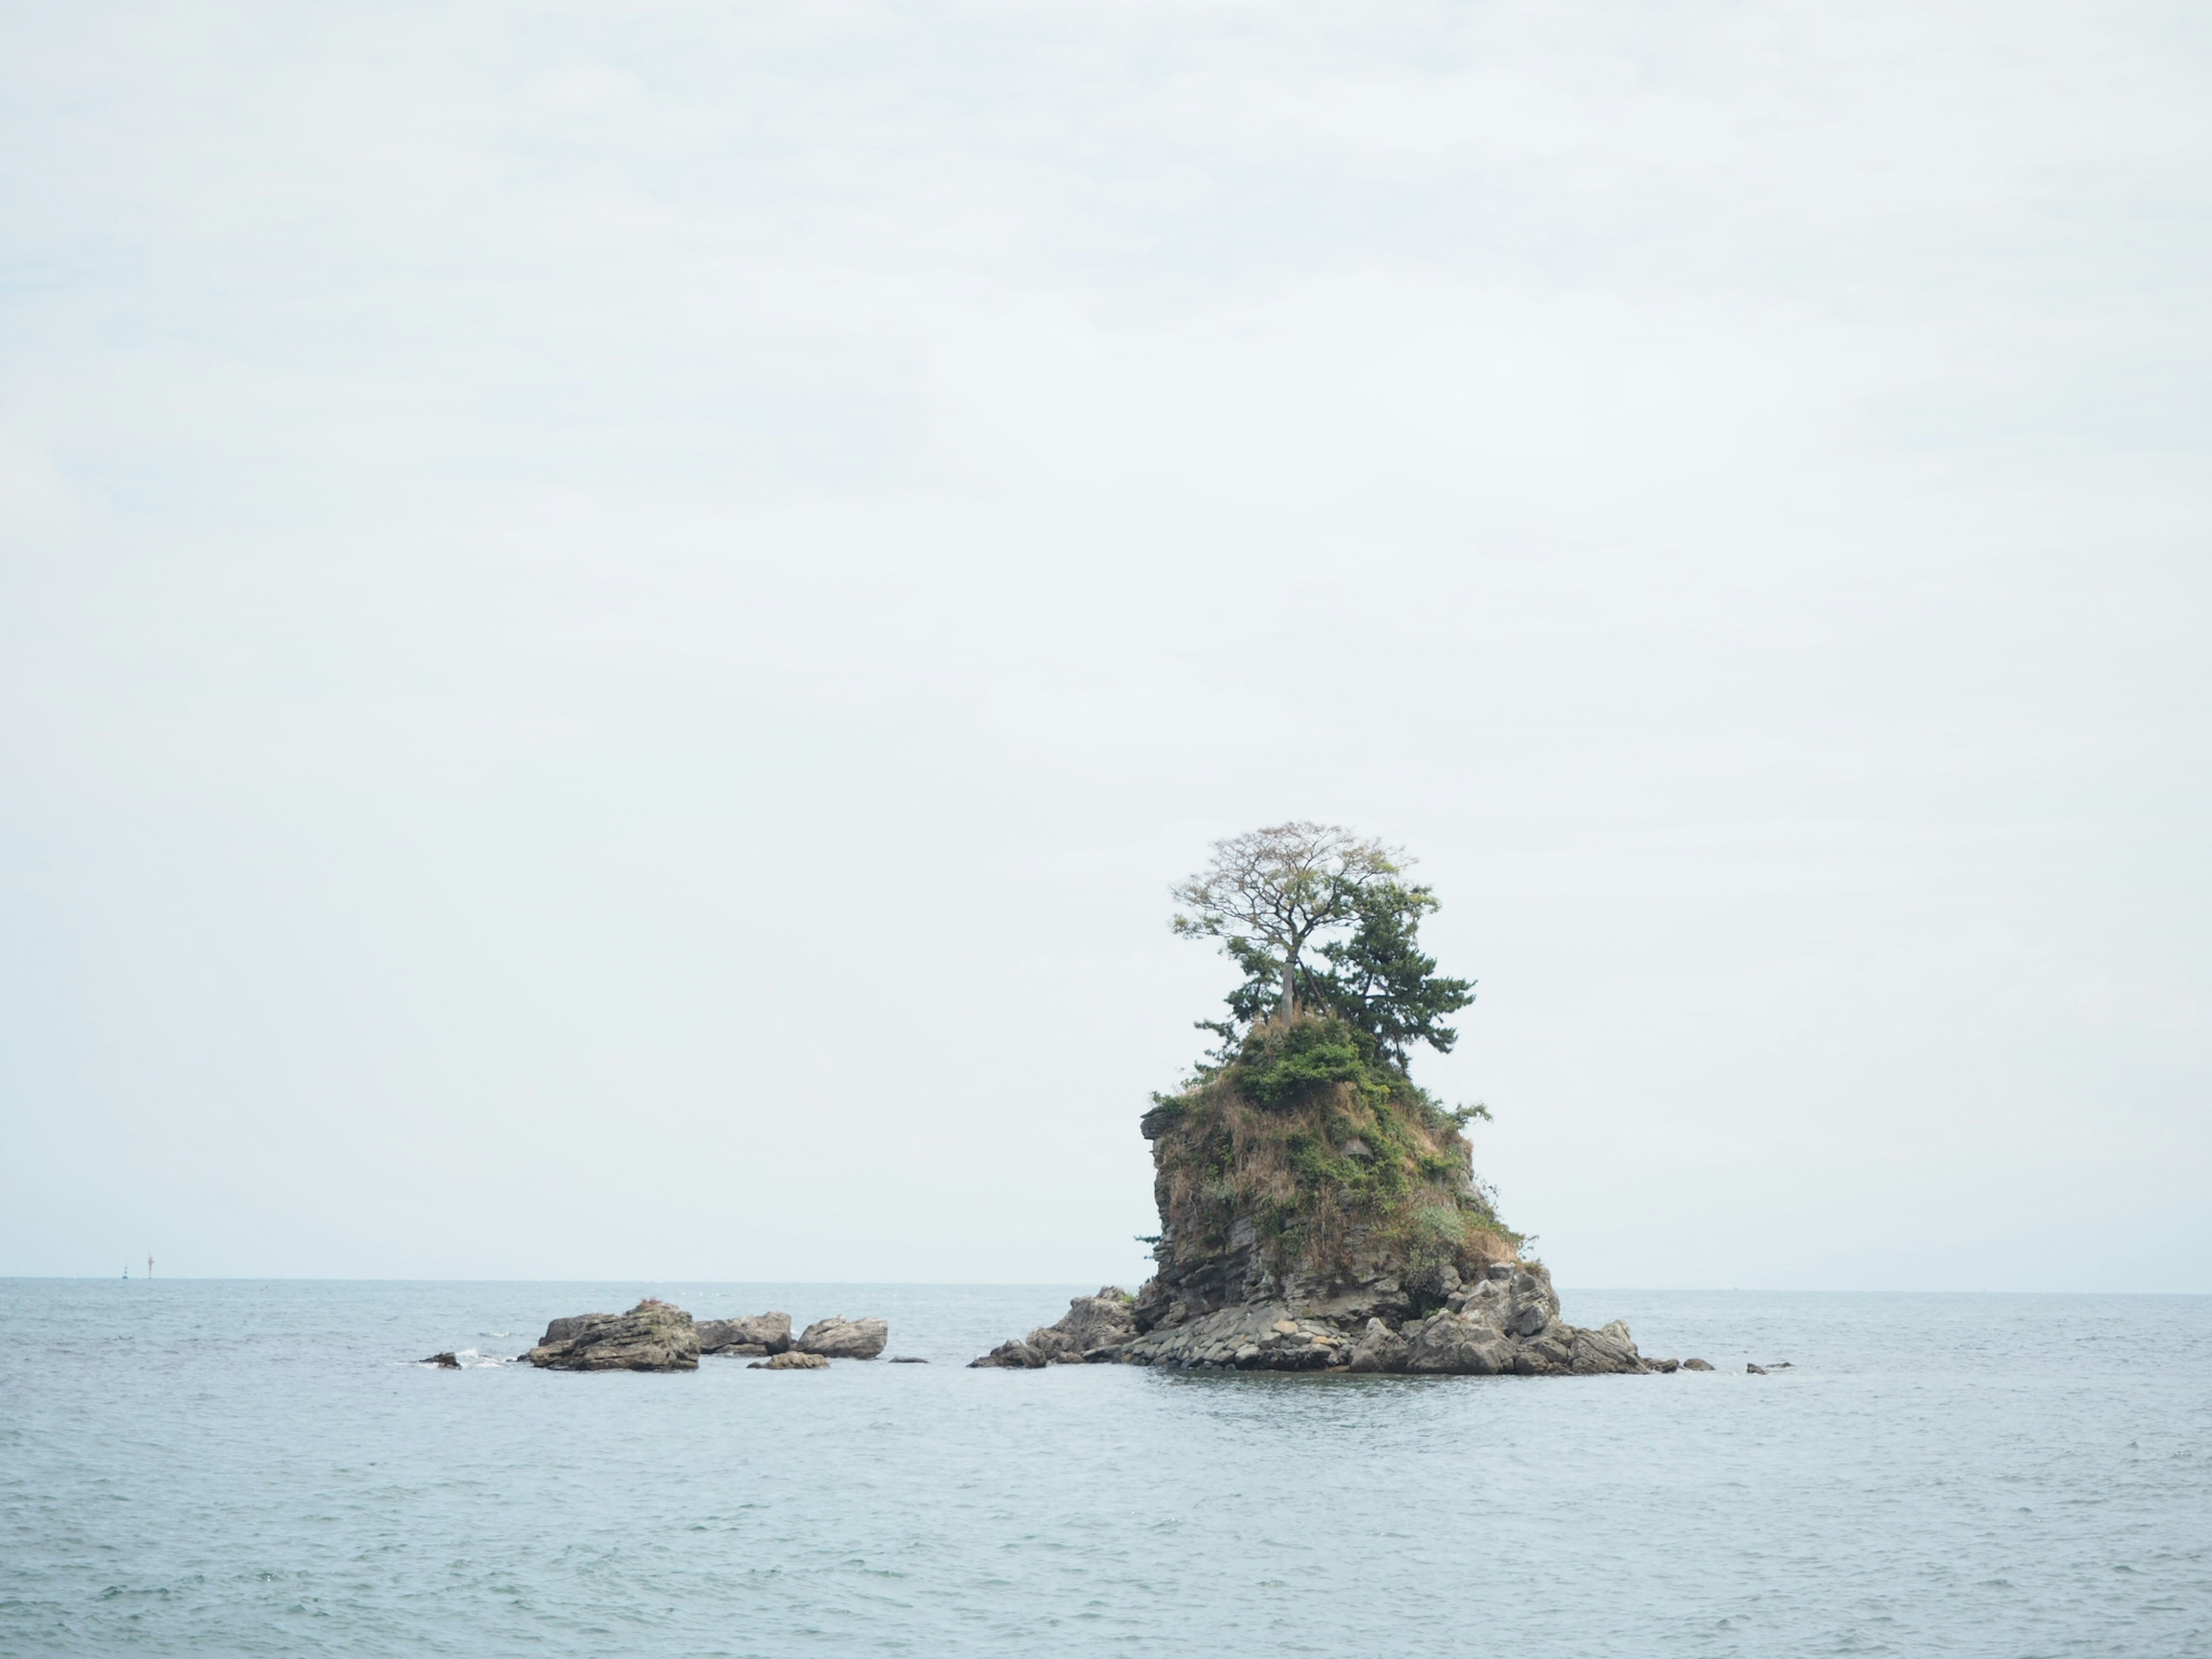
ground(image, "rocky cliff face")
xmin=974 ymin=1028 xmax=1656 ymax=1375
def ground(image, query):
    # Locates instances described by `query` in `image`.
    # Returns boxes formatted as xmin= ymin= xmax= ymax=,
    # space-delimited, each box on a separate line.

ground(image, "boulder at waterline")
xmin=525 ymin=1299 xmax=700 ymax=1372
xmin=696 ymin=1312 xmax=791 ymax=1356
xmin=794 ymin=1316 xmax=888 ymax=1359
xmin=969 ymin=1288 xmax=1138 ymax=1368
xmin=749 ymin=1350 xmax=830 ymax=1370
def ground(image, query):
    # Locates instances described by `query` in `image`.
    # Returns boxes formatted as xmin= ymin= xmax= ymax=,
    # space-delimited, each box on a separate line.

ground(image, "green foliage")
xmin=1317 ymin=882 xmax=1476 ymax=1068
xmin=1145 ymin=1020 xmax=1522 ymax=1282
xmin=1154 ymin=831 xmax=1517 ymax=1284
xmin=1234 ymin=1018 xmax=1368 ymax=1104
xmin=1171 ymin=823 xmax=1402 ymax=1024
xmin=1198 ymin=881 xmax=1475 ymax=1074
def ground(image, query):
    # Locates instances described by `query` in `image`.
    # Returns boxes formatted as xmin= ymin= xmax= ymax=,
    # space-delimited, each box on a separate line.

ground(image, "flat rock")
xmin=749 ymin=1350 xmax=829 ymax=1370
xmin=526 ymin=1300 xmax=700 ymax=1372
xmin=796 ymin=1316 xmax=888 ymax=1359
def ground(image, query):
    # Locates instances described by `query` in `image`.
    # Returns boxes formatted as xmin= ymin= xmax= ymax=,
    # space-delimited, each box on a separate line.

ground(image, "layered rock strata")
xmin=527 ymin=1300 xmax=700 ymax=1372
xmin=794 ymin=1316 xmax=888 ymax=1359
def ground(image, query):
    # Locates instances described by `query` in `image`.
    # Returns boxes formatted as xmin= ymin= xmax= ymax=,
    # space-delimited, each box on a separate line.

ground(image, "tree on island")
xmin=1172 ymin=821 xmax=1475 ymax=1073
xmin=1149 ymin=825 xmax=1512 ymax=1293
xmin=1171 ymin=822 xmax=1399 ymax=1022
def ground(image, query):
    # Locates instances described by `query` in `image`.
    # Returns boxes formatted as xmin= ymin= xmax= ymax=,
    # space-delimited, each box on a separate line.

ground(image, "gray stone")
xmin=696 ymin=1312 xmax=791 ymax=1355
xmin=1504 ymin=1301 xmax=1551 ymax=1338
xmin=1569 ymin=1327 xmax=1643 ymax=1374
xmin=972 ymin=1247 xmax=1655 ymax=1384
xmin=1406 ymin=1312 xmax=1511 ymax=1375
xmin=527 ymin=1299 xmax=700 ymax=1372
xmin=974 ymin=1287 xmax=1140 ymax=1369
xmin=749 ymin=1350 xmax=829 ymax=1370
xmin=1681 ymin=1358 xmax=1714 ymax=1371
xmin=971 ymin=1338 xmax=1045 ymax=1369
xmin=1346 ymin=1317 xmax=1411 ymax=1374
xmin=795 ymin=1316 xmax=888 ymax=1360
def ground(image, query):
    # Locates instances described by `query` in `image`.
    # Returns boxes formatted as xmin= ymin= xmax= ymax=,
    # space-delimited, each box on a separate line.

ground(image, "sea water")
xmin=1 ymin=1279 xmax=2206 ymax=1656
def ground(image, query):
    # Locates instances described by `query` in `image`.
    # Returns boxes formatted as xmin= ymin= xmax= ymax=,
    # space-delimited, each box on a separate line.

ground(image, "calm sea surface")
xmin=2 ymin=1279 xmax=2206 ymax=1656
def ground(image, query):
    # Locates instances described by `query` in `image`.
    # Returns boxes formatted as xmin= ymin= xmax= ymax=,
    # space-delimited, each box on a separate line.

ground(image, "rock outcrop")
xmin=971 ymin=1015 xmax=1662 ymax=1376
xmin=975 ymin=1262 xmax=1657 ymax=1376
xmin=697 ymin=1312 xmax=792 ymax=1357
xmin=794 ymin=1316 xmax=888 ymax=1359
xmin=971 ymin=1288 xmax=1140 ymax=1368
xmin=525 ymin=1300 xmax=701 ymax=1372
xmin=749 ymin=1350 xmax=830 ymax=1370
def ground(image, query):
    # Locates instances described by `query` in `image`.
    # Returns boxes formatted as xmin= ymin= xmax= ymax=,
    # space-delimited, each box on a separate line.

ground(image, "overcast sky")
xmin=2 ymin=0 xmax=2207 ymax=1290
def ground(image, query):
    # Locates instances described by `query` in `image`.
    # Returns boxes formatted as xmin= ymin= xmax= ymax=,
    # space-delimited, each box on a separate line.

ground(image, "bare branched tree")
xmin=1171 ymin=822 xmax=1402 ymax=1022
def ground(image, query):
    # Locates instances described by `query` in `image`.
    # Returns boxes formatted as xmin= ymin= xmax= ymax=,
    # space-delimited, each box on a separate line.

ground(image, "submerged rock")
xmin=795 ymin=1316 xmax=888 ymax=1359
xmin=1681 ymin=1358 xmax=1714 ymax=1371
xmin=421 ymin=1351 xmax=461 ymax=1369
xmin=749 ymin=1350 xmax=830 ymax=1370
xmin=697 ymin=1312 xmax=791 ymax=1356
xmin=526 ymin=1299 xmax=700 ymax=1372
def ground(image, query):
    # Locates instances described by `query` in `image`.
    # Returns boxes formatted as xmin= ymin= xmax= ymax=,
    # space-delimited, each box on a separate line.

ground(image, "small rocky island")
xmin=975 ymin=823 xmax=1688 ymax=1377
xmin=521 ymin=1300 xmax=888 ymax=1372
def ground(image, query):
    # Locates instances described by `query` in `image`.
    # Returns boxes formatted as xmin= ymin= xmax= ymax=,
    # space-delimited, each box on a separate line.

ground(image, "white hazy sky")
xmin=2 ymin=1 xmax=2207 ymax=1290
